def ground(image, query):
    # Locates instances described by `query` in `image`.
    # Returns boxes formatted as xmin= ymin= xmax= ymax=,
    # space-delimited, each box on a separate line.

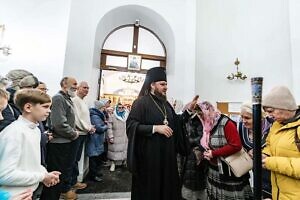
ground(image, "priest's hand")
xmin=153 ymin=125 xmax=173 ymax=137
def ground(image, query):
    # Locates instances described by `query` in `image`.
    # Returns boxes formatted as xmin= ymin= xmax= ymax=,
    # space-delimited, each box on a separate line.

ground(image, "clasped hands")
xmin=43 ymin=171 xmax=61 ymax=187
xmin=89 ymin=125 xmax=96 ymax=134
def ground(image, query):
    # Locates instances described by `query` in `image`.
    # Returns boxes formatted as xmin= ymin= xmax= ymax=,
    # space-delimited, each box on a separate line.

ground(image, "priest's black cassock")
xmin=126 ymin=67 xmax=189 ymax=200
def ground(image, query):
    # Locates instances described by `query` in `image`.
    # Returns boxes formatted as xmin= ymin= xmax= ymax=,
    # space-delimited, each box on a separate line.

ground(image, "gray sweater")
xmin=49 ymin=91 xmax=77 ymax=143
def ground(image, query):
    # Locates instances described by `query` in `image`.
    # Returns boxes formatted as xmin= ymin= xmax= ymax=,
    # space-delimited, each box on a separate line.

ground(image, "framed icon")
xmin=127 ymin=54 xmax=141 ymax=71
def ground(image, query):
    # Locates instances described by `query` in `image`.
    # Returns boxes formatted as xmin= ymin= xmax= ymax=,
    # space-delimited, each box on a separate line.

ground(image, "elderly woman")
xmin=239 ymin=102 xmax=272 ymax=199
xmin=201 ymin=101 xmax=253 ymax=200
xmin=87 ymin=100 xmax=109 ymax=182
xmin=262 ymin=86 xmax=300 ymax=200
xmin=107 ymin=103 xmax=129 ymax=172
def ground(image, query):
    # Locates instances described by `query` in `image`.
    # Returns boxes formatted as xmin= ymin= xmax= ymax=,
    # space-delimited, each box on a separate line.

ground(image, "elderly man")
xmin=37 ymin=81 xmax=49 ymax=93
xmin=40 ymin=77 xmax=79 ymax=200
xmin=71 ymin=81 xmax=95 ymax=190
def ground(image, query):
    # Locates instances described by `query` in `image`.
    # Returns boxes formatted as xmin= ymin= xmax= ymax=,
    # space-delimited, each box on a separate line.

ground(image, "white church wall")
xmin=1 ymin=0 xmax=298 ymax=105
xmin=289 ymin=0 xmax=300 ymax=104
xmin=0 ymin=0 xmax=72 ymax=95
xmin=63 ymin=0 xmax=197 ymax=105
xmin=195 ymin=0 xmax=294 ymax=104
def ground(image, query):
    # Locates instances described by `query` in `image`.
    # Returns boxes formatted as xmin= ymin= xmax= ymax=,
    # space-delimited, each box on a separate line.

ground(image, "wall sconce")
xmin=0 ymin=25 xmax=11 ymax=56
xmin=227 ymin=58 xmax=247 ymax=80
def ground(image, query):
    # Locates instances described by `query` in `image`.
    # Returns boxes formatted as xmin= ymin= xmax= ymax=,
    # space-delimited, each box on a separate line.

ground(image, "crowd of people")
xmin=0 ymin=70 xmax=128 ymax=200
xmin=126 ymin=67 xmax=300 ymax=200
xmin=0 ymin=67 xmax=300 ymax=200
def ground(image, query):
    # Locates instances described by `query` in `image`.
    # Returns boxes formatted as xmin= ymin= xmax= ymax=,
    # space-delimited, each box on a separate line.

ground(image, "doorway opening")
xmin=100 ymin=70 xmax=145 ymax=108
xmin=98 ymin=22 xmax=167 ymax=107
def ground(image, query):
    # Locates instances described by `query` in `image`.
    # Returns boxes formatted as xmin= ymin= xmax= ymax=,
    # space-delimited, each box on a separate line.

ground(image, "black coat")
xmin=181 ymin=114 xmax=207 ymax=190
xmin=126 ymin=94 xmax=189 ymax=200
xmin=0 ymin=88 xmax=21 ymax=131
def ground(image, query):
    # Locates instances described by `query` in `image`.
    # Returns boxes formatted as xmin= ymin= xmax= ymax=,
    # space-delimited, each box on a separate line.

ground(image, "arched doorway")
xmin=98 ymin=22 xmax=167 ymax=106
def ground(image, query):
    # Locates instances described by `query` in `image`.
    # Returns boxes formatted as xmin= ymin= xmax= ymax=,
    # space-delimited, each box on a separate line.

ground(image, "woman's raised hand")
xmin=188 ymin=95 xmax=199 ymax=111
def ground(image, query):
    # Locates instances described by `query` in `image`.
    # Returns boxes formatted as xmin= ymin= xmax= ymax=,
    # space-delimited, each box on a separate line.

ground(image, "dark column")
xmin=251 ymin=77 xmax=263 ymax=200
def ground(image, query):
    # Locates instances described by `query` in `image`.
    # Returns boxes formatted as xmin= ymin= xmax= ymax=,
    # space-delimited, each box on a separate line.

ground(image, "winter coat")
xmin=107 ymin=111 xmax=128 ymax=161
xmin=86 ymin=108 xmax=108 ymax=157
xmin=262 ymin=113 xmax=300 ymax=200
xmin=182 ymin=113 xmax=207 ymax=191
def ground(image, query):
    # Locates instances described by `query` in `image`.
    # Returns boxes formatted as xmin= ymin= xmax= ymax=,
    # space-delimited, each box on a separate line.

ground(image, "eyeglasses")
xmin=264 ymin=107 xmax=275 ymax=113
xmin=118 ymin=107 xmax=125 ymax=109
xmin=40 ymin=88 xmax=49 ymax=92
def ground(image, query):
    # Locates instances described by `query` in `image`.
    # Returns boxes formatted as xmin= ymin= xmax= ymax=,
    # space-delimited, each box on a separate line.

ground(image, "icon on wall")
xmin=127 ymin=54 xmax=141 ymax=71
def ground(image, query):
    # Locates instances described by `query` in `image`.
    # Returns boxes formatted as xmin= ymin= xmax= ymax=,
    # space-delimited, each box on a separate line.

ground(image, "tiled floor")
xmin=76 ymin=192 xmax=130 ymax=200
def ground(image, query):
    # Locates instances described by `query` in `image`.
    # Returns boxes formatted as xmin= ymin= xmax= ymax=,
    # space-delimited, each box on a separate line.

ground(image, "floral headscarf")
xmin=198 ymin=101 xmax=221 ymax=150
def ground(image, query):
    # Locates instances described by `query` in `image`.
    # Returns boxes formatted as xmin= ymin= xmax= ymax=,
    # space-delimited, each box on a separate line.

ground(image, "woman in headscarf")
xmin=200 ymin=101 xmax=253 ymax=200
xmin=107 ymin=103 xmax=129 ymax=172
xmin=262 ymin=86 xmax=300 ymax=200
xmin=239 ymin=102 xmax=272 ymax=199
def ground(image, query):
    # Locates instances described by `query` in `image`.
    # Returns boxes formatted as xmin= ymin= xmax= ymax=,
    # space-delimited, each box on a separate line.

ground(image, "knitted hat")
xmin=94 ymin=99 xmax=110 ymax=109
xmin=19 ymin=75 xmax=39 ymax=88
xmin=6 ymin=69 xmax=32 ymax=89
xmin=262 ymin=86 xmax=297 ymax=111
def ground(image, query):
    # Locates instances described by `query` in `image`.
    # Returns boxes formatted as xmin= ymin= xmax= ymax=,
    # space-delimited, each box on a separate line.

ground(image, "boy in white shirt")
xmin=0 ymin=89 xmax=61 ymax=198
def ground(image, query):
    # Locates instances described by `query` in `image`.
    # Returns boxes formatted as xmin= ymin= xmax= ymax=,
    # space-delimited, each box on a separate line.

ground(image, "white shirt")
xmin=0 ymin=116 xmax=46 ymax=196
xmin=72 ymin=96 xmax=92 ymax=135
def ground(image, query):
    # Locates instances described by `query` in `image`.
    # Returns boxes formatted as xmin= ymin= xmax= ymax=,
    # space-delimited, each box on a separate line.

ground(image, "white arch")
xmin=92 ymin=4 xmax=175 ymax=73
xmin=63 ymin=2 xmax=195 ymax=105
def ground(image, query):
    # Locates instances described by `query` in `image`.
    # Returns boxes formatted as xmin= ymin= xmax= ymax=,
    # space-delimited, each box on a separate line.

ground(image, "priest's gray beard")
xmin=153 ymin=88 xmax=167 ymax=102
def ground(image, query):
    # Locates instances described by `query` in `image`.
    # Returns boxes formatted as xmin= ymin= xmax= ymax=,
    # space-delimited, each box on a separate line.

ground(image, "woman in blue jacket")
xmin=86 ymin=100 xmax=108 ymax=182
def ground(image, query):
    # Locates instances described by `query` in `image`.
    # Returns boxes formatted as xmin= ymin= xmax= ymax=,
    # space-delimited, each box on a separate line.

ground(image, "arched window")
xmin=100 ymin=24 xmax=167 ymax=73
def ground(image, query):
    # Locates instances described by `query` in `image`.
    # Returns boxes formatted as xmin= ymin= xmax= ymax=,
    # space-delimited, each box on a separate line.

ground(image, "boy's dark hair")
xmin=14 ymin=88 xmax=51 ymax=112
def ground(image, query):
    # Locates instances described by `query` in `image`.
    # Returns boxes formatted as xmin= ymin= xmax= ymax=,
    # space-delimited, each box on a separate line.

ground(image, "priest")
xmin=126 ymin=67 xmax=195 ymax=200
